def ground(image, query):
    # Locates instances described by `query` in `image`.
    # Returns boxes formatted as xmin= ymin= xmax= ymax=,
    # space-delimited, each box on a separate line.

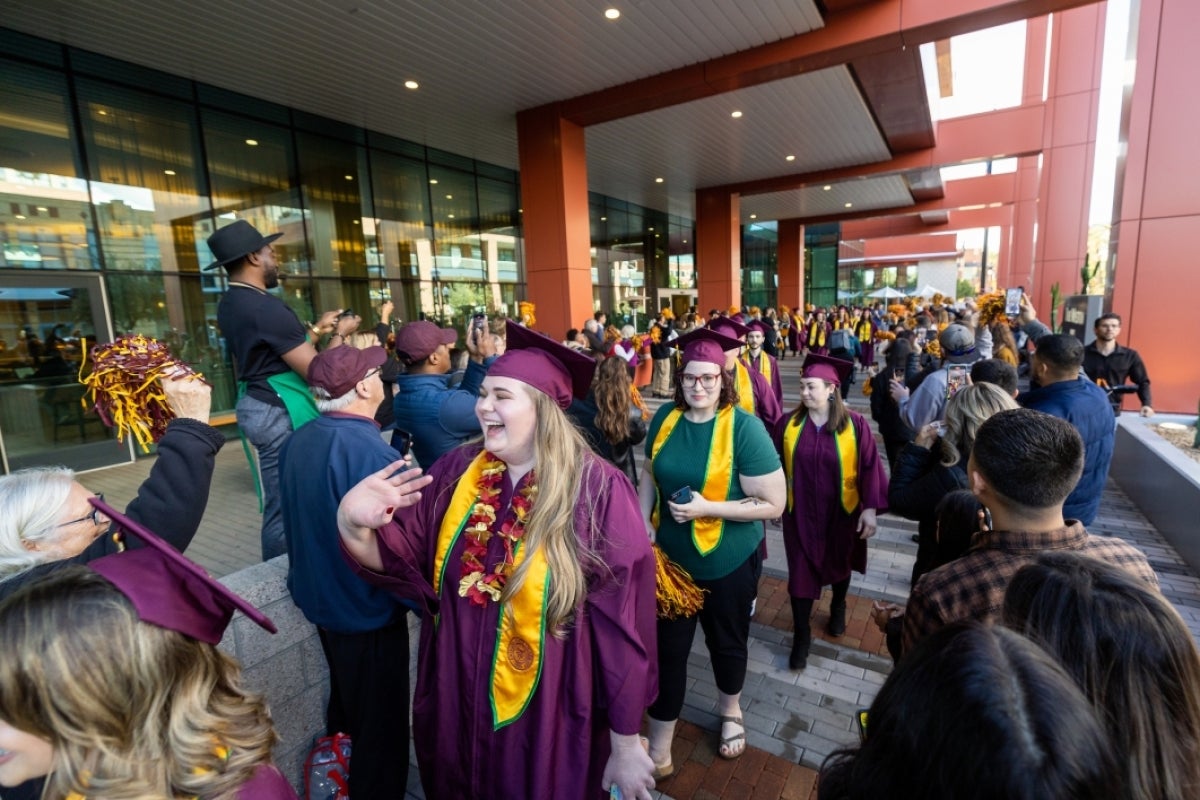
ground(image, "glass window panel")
xmin=295 ymin=132 xmax=370 ymax=295
xmin=368 ymin=150 xmax=430 ymax=324
xmin=75 ymin=78 xmax=209 ymax=273
xmin=428 ymin=167 xmax=484 ymax=328
xmin=478 ymin=176 xmax=521 ymax=292
xmin=0 ymin=62 xmax=95 ymax=271
xmin=202 ymin=110 xmax=307 ymax=294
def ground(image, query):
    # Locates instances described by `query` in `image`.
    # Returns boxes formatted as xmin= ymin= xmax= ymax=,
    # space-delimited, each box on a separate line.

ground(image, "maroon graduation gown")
xmin=772 ymin=411 xmax=889 ymax=599
xmin=746 ymin=365 xmax=783 ymax=429
xmin=744 ymin=351 xmax=784 ymax=406
xmin=341 ymin=445 xmax=658 ymax=800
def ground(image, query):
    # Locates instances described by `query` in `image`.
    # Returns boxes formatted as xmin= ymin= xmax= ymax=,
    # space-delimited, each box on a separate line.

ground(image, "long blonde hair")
xmin=940 ymin=382 xmax=1020 ymax=467
xmin=499 ymin=389 xmax=601 ymax=632
xmin=0 ymin=567 xmax=277 ymax=800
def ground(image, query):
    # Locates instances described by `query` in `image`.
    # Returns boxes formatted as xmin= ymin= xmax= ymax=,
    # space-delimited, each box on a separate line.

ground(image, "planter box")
xmin=1111 ymin=415 xmax=1200 ymax=574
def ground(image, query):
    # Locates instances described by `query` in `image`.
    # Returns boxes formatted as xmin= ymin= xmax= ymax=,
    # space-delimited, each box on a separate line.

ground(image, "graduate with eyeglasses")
xmin=639 ymin=327 xmax=785 ymax=775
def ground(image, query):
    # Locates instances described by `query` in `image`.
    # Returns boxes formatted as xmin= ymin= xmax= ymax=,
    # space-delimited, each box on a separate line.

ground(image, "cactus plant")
xmin=1081 ymin=254 xmax=1100 ymax=295
xmin=1049 ymin=282 xmax=1063 ymax=334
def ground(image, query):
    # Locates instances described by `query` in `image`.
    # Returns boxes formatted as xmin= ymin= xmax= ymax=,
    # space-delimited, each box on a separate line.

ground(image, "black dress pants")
xmin=318 ymin=616 xmax=411 ymax=798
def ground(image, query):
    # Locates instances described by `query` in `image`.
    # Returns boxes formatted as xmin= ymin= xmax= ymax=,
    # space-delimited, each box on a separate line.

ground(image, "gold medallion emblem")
xmin=508 ymin=636 xmax=534 ymax=671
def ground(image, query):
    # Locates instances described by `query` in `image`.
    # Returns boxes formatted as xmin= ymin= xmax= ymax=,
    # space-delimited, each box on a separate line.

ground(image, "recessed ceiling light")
xmin=604 ymin=8 xmax=620 ymax=20
xmin=844 ymin=202 xmax=853 ymax=208
xmin=245 ymin=139 xmax=258 ymax=146
xmin=344 ymin=175 xmax=354 ymax=181
xmin=448 ymin=214 xmax=455 ymax=219
xmin=36 ymin=206 xmax=48 ymax=212
xmin=749 ymin=214 xmax=757 ymax=219
xmin=430 ymin=179 xmax=438 ymax=185
xmin=823 ymin=185 xmax=832 ymax=191
xmin=648 ymin=227 xmax=654 ymax=231
xmin=786 ymin=155 xmax=796 ymax=162
xmin=600 ymin=216 xmax=607 ymax=221
xmin=683 ymin=239 xmax=688 ymax=244
xmin=352 ymin=219 xmax=360 ymax=225
xmin=731 ymin=110 xmax=743 ymax=119
xmin=446 ymin=194 xmax=452 ymax=200
xmin=655 ymin=177 xmax=664 ymax=183
xmin=404 ymin=80 xmax=419 ymax=90
xmin=15 ymin=214 xmax=26 ymax=220
xmin=98 ymin=109 xmax=108 ymax=116
xmin=163 ymin=170 xmax=176 ymax=176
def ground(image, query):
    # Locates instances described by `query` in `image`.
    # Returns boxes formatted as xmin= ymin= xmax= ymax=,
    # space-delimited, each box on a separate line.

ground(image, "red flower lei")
xmin=458 ymin=453 xmax=538 ymax=607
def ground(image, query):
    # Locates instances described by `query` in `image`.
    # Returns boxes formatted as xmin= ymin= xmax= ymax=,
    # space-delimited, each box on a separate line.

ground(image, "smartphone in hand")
xmin=670 ymin=486 xmax=693 ymax=504
xmin=1004 ymin=287 xmax=1024 ymax=317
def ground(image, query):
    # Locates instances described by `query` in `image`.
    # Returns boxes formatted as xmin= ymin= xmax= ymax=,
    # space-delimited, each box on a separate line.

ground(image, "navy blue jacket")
xmin=393 ymin=358 xmax=491 ymax=469
xmin=1019 ymin=377 xmax=1114 ymax=525
xmin=280 ymin=413 xmax=410 ymax=632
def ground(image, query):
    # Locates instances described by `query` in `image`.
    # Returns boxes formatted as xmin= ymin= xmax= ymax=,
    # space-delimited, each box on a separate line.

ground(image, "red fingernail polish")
xmin=385 ymin=506 xmax=395 ymax=515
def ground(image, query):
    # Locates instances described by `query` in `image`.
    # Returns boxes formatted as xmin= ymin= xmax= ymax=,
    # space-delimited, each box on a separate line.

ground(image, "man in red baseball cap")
xmin=278 ymin=344 xmax=428 ymax=798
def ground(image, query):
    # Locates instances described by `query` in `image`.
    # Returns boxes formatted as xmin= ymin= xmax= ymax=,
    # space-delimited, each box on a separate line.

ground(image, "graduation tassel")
xmin=653 ymin=544 xmax=706 ymax=619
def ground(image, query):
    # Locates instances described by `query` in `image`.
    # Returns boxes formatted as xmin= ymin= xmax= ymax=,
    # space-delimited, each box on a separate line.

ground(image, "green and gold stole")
xmin=434 ymin=452 xmax=549 ymax=729
xmin=782 ymin=413 xmax=859 ymax=514
xmin=651 ymin=406 xmax=735 ymax=555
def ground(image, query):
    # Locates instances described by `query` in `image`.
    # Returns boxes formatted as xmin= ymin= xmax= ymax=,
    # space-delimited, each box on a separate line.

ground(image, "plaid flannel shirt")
xmin=901 ymin=522 xmax=1159 ymax=656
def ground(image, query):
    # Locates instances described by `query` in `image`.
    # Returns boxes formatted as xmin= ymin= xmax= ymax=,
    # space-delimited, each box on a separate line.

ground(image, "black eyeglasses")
xmin=362 ymin=367 xmax=382 ymax=381
xmin=57 ymin=493 xmax=105 ymax=528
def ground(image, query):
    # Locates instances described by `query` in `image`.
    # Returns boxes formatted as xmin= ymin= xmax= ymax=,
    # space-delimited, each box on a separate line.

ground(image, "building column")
xmin=516 ymin=105 xmax=593 ymax=339
xmin=1030 ymin=6 xmax=1105 ymax=308
xmin=1107 ymin=0 xmax=1200 ymax=412
xmin=695 ymin=188 xmax=740 ymax=313
xmin=777 ymin=219 xmax=804 ymax=313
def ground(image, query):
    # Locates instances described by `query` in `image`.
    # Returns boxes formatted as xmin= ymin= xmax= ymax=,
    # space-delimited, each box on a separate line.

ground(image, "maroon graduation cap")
xmin=86 ymin=497 xmax=277 ymax=645
xmin=488 ymin=320 xmax=596 ymax=409
xmin=672 ymin=326 xmax=743 ymax=366
xmin=801 ymin=352 xmax=855 ymax=386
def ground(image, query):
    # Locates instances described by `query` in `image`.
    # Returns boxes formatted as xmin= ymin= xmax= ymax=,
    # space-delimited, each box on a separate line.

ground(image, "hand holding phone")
xmin=1004 ymin=287 xmax=1024 ymax=317
xmin=669 ymin=486 xmax=693 ymax=504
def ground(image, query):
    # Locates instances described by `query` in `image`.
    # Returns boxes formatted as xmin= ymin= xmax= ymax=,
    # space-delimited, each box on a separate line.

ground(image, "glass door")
xmin=0 ymin=271 xmax=132 ymax=473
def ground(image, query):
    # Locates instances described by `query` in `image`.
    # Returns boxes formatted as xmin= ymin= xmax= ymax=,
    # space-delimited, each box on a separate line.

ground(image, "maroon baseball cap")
xmin=86 ymin=497 xmax=277 ymax=645
xmin=802 ymin=352 xmax=854 ymax=386
xmin=487 ymin=321 xmax=595 ymax=409
xmin=308 ymin=345 xmax=387 ymax=396
xmin=394 ymin=320 xmax=457 ymax=362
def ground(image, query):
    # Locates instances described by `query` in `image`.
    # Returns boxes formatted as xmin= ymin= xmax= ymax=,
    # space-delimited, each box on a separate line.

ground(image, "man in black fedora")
xmin=209 ymin=219 xmax=358 ymax=561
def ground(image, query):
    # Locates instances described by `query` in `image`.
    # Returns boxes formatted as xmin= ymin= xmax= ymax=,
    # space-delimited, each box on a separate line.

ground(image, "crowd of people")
xmin=0 ymin=217 xmax=1183 ymax=800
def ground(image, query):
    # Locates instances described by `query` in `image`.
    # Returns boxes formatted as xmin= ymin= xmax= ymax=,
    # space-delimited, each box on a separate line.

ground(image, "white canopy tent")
xmin=866 ymin=287 xmax=907 ymax=299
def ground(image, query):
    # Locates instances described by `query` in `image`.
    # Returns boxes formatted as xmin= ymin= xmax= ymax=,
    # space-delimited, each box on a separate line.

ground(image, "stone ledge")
xmin=1112 ymin=415 xmax=1200 ymax=575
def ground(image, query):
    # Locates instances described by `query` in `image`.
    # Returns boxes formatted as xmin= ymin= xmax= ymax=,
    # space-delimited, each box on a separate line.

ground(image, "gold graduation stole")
xmin=856 ymin=320 xmax=873 ymax=341
xmin=734 ymin=360 xmax=756 ymax=414
xmin=435 ymin=452 xmax=549 ymax=729
xmin=782 ymin=413 xmax=859 ymax=514
xmin=808 ymin=321 xmax=826 ymax=348
xmin=651 ymin=406 xmax=735 ymax=555
xmin=746 ymin=351 xmax=773 ymax=388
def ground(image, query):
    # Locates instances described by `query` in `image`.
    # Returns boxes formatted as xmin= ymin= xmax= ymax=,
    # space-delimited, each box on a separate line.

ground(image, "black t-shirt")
xmin=217 ymin=286 xmax=308 ymax=405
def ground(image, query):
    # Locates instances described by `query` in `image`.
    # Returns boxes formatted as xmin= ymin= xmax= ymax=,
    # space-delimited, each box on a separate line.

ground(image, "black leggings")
xmin=648 ymin=548 xmax=762 ymax=721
